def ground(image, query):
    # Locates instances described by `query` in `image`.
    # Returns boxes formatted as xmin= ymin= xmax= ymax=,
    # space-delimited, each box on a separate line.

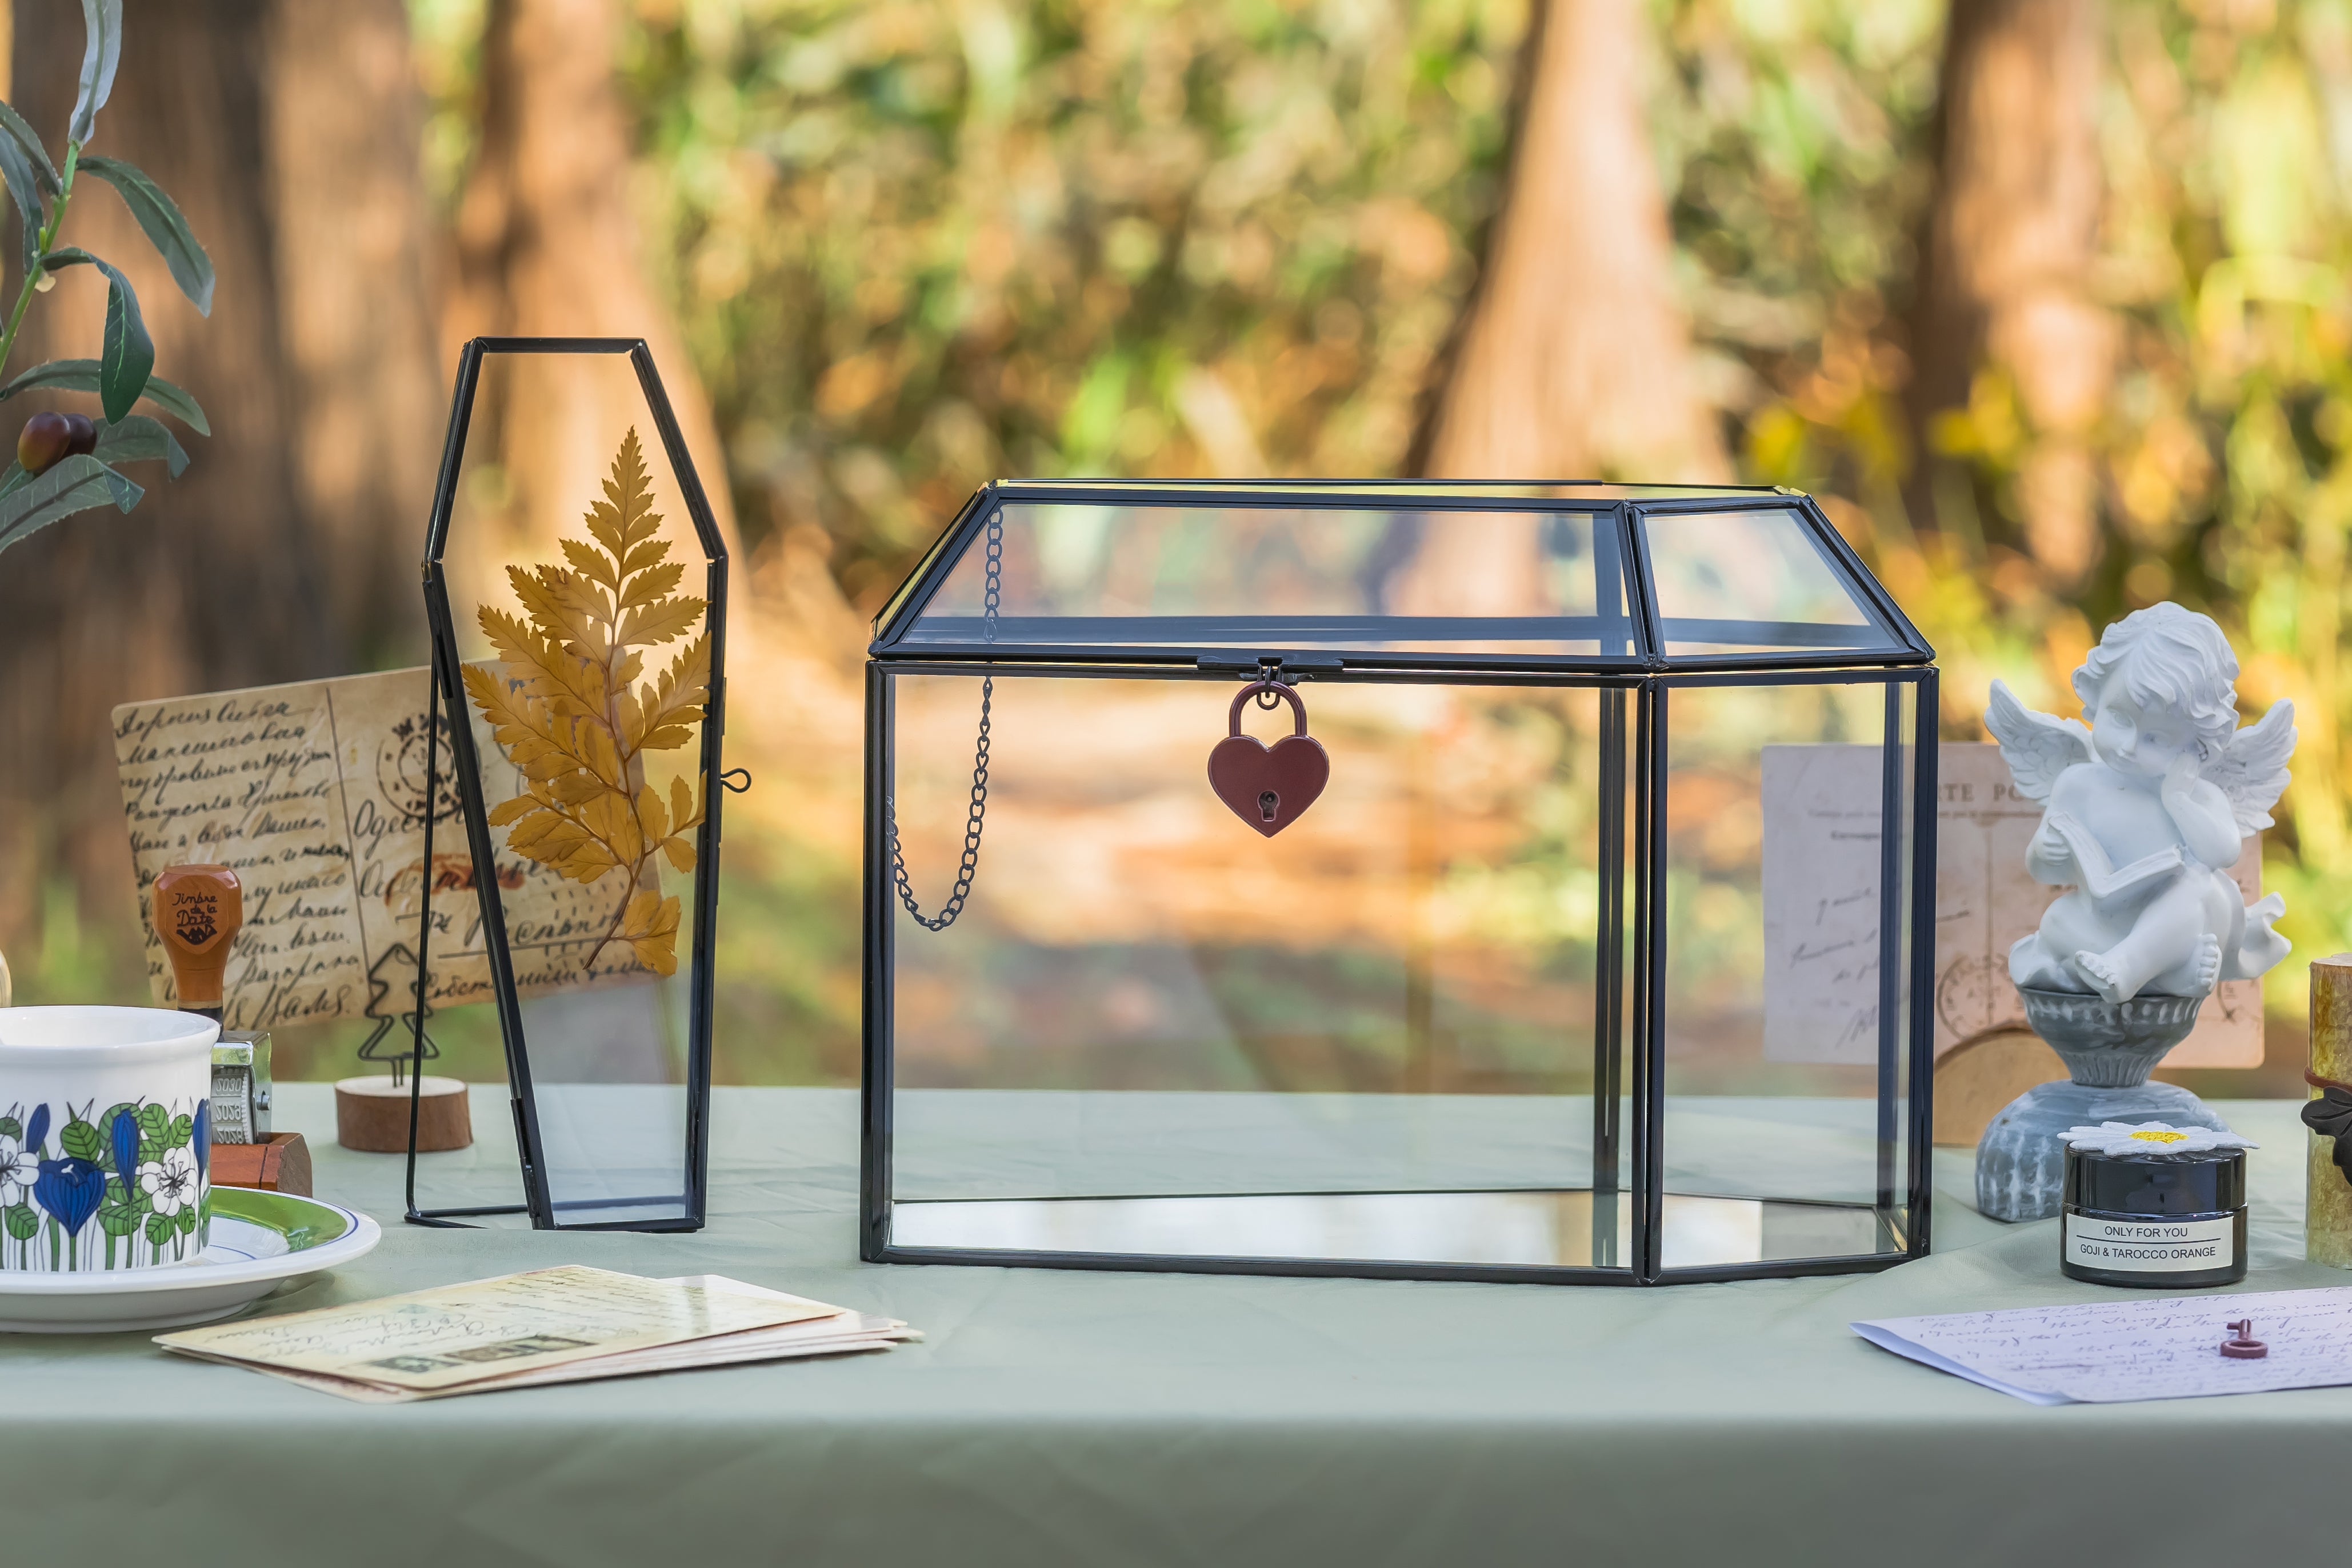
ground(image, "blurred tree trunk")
xmin=446 ymin=0 xmax=739 ymax=571
xmin=266 ymin=1 xmax=446 ymax=660
xmin=0 ymin=1 xmax=439 ymax=980
xmin=1906 ymin=0 xmax=2113 ymax=585
xmin=1405 ymin=0 xmax=1723 ymax=616
xmin=1414 ymin=0 xmax=1725 ymax=488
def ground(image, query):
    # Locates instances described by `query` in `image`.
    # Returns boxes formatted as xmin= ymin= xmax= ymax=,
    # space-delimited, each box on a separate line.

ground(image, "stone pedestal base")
xmin=1974 ymin=985 xmax=2230 ymax=1223
xmin=1975 ymin=1079 xmax=2231 ymax=1222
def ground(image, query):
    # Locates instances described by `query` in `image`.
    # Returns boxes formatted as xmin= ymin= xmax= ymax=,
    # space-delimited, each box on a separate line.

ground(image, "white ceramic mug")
xmin=0 ymin=1006 xmax=218 ymax=1272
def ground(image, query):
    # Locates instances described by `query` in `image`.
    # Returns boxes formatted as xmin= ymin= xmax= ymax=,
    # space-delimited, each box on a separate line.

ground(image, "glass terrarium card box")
xmin=864 ymin=482 xmax=1936 ymax=1284
xmin=413 ymin=338 xmax=730 ymax=1232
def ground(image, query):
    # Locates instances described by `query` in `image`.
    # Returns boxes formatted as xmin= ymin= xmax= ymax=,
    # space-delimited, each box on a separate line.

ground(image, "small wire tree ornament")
xmin=353 ymin=942 xmax=439 ymax=1089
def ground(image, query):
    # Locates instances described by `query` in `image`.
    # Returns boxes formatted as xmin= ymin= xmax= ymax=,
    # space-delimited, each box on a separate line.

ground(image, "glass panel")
xmin=883 ymin=671 xmax=1629 ymax=1270
xmin=1596 ymin=685 xmax=1635 ymax=1262
xmin=1657 ymin=678 xmax=1909 ymax=1269
xmin=430 ymin=347 xmax=713 ymax=1226
xmin=1886 ymin=682 xmax=1920 ymax=1245
xmin=896 ymin=504 xmax=1638 ymax=657
xmin=517 ymin=986 xmax=691 ymax=1225
xmin=1639 ymin=507 xmax=1898 ymax=657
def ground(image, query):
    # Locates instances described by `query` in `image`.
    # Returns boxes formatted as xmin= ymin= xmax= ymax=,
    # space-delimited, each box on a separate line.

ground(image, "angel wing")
xmin=1984 ymin=678 xmax=2093 ymax=804
xmin=2205 ymin=699 xmax=2295 ymax=833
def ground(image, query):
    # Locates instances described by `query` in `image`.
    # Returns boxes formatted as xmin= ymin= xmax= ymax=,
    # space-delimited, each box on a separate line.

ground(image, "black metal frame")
xmin=406 ymin=337 xmax=728 ymax=1232
xmin=871 ymin=484 xmax=1930 ymax=675
xmin=860 ymin=482 xmax=1935 ymax=1284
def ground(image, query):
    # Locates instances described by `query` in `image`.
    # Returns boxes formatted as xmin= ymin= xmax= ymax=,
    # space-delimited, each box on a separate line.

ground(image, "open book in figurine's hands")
xmin=2041 ymin=811 xmax=2185 ymax=901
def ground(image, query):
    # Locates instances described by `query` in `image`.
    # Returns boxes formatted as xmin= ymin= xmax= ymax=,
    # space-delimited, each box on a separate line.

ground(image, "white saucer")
xmin=0 ymin=1186 xmax=381 ymax=1332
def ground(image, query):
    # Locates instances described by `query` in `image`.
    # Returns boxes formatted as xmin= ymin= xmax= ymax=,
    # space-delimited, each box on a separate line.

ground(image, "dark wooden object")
xmin=209 ymin=1132 xmax=312 ymax=1197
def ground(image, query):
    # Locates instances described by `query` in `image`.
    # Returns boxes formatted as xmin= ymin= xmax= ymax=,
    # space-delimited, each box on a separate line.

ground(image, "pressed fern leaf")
xmin=621 ymin=889 xmax=682 ymax=977
xmin=463 ymin=427 xmax=711 ymax=975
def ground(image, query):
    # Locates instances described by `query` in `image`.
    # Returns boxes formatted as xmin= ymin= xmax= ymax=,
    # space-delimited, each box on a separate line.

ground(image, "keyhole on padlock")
xmin=1258 ymin=790 xmax=1279 ymax=822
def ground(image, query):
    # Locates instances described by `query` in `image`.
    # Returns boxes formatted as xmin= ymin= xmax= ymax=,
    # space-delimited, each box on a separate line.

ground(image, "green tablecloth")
xmin=5 ymin=1086 xmax=2345 ymax=1566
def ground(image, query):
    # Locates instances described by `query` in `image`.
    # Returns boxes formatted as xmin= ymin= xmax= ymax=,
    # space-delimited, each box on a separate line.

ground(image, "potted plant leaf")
xmin=0 ymin=0 xmax=209 ymax=557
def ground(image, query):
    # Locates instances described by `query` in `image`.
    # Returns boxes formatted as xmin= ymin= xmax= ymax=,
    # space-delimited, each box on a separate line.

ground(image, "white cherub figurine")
xmin=1986 ymin=603 xmax=2294 ymax=1005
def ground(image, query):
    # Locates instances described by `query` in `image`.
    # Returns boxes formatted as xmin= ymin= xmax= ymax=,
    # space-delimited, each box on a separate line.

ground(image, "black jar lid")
xmin=2063 ymin=1141 xmax=2246 ymax=1215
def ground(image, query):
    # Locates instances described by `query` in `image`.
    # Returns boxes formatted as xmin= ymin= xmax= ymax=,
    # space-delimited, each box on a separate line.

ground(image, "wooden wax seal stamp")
xmin=334 ymin=1074 xmax=472 ymax=1153
xmin=153 ymin=863 xmax=242 ymax=1016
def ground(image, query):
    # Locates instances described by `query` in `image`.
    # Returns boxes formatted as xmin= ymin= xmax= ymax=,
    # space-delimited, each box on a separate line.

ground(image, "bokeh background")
xmin=0 ymin=0 xmax=2337 ymax=1092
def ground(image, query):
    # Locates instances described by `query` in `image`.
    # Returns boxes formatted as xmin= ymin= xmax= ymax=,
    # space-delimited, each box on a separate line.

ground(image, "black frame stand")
xmin=402 ymin=336 xmax=733 ymax=1231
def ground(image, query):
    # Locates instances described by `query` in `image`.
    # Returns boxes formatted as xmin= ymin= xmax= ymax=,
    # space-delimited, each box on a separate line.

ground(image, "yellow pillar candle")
xmin=2309 ymin=954 xmax=2352 ymax=1269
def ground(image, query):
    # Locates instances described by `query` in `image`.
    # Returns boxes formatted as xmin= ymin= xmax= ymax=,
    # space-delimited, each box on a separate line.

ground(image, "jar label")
xmin=2063 ymin=1213 xmax=2235 ymax=1273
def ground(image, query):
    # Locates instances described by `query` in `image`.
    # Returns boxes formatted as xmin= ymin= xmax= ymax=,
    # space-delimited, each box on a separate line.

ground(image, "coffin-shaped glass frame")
xmin=412 ymin=338 xmax=729 ymax=1231
xmin=864 ymin=482 xmax=1936 ymax=1283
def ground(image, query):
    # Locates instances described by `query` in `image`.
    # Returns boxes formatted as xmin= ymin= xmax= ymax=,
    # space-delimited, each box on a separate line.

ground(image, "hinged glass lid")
xmin=1638 ymin=505 xmax=1901 ymax=656
xmin=875 ymin=483 xmax=1925 ymax=667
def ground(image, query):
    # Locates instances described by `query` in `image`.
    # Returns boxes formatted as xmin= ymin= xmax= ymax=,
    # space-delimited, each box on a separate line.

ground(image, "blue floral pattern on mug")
xmin=0 ymin=1096 xmax=209 ymax=1270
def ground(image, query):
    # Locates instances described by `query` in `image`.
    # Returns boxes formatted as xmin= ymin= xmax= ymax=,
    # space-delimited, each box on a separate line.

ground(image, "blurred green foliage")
xmin=384 ymin=0 xmax=2352 ymax=1077
xmin=613 ymin=0 xmax=1525 ymax=606
xmin=1655 ymin=0 xmax=1943 ymax=534
xmin=1651 ymin=0 xmax=2352 ymax=1011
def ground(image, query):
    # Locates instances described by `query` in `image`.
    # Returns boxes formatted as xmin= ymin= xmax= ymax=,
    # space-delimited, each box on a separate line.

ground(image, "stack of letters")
xmin=157 ymin=1265 xmax=917 ymax=1402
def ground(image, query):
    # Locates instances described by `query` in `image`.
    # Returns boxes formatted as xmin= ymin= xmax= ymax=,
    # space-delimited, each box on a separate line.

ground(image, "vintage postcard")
xmin=1762 ymin=742 xmax=2260 ymax=1067
xmin=154 ymin=1265 xmax=838 ymax=1393
xmin=112 ymin=666 xmax=654 ymax=1031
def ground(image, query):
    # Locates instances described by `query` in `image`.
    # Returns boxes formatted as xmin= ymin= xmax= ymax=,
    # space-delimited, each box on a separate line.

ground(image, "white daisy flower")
xmin=0 ymin=1133 xmax=31 ymax=1206
xmin=2062 ymin=1121 xmax=2256 ymax=1157
xmin=139 ymin=1145 xmax=198 ymax=1217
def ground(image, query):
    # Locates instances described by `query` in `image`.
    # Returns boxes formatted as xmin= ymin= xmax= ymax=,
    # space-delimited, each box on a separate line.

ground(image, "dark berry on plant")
xmin=16 ymin=411 xmax=70 ymax=475
xmin=62 ymin=413 xmax=95 ymax=457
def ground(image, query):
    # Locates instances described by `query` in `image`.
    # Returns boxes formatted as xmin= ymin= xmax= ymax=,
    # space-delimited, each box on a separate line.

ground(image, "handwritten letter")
xmin=1855 ymin=1286 xmax=2352 ymax=1404
xmin=113 ymin=667 xmax=651 ymax=1030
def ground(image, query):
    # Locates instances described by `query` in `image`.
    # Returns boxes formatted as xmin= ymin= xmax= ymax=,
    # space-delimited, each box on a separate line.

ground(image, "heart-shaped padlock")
xmin=1207 ymin=678 xmax=1330 ymax=837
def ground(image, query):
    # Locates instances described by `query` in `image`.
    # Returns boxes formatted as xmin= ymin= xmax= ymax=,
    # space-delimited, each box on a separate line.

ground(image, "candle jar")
xmin=2060 ymin=1122 xmax=2251 ymax=1289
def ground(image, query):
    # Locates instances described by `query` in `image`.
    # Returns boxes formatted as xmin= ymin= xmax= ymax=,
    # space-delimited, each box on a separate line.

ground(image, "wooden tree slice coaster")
xmin=334 ymin=1074 xmax=473 ymax=1153
xmin=1931 ymin=1030 xmax=2065 ymax=1146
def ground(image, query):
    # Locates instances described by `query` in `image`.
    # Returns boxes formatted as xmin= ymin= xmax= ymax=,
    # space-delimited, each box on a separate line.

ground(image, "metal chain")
xmin=886 ymin=508 xmax=1000 ymax=931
